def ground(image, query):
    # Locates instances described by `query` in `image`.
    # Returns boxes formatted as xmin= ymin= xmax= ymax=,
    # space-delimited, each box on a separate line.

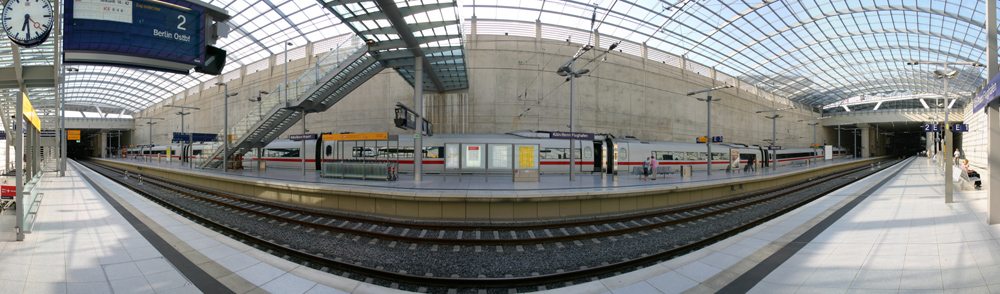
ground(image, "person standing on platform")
xmin=643 ymin=157 xmax=651 ymax=181
xmin=954 ymin=148 xmax=962 ymax=165
xmin=650 ymin=156 xmax=659 ymax=180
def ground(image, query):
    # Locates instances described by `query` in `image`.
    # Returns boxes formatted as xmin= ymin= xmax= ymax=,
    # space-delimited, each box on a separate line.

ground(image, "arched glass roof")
xmin=464 ymin=0 xmax=991 ymax=110
xmin=12 ymin=0 xmax=995 ymax=114
xmin=24 ymin=0 xmax=356 ymax=114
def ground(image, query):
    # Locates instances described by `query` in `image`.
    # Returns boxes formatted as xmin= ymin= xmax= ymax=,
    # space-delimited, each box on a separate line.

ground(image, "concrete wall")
xmin=132 ymin=34 xmax=831 ymax=149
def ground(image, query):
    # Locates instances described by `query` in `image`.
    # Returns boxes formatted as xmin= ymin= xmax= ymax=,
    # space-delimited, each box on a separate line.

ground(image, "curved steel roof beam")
xmin=64 ymin=73 xmax=177 ymax=95
xmin=723 ymin=5 xmax=984 ymax=70
xmin=792 ymin=79 xmax=961 ymax=101
xmin=766 ymin=45 xmax=980 ymax=88
xmin=63 ymin=84 xmax=161 ymax=104
xmin=738 ymin=29 xmax=985 ymax=76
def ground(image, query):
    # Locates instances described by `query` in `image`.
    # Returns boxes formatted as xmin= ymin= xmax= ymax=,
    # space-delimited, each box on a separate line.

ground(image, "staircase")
xmin=197 ymin=38 xmax=385 ymax=169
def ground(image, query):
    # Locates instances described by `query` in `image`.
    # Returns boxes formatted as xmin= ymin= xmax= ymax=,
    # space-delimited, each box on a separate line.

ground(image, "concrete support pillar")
xmin=641 ymin=42 xmax=648 ymax=71
xmin=470 ymin=15 xmax=477 ymax=49
xmin=861 ymin=126 xmax=870 ymax=158
xmin=987 ymin=0 xmax=1000 ymax=224
xmin=101 ymin=132 xmax=108 ymax=158
xmin=926 ymin=127 xmax=933 ymax=155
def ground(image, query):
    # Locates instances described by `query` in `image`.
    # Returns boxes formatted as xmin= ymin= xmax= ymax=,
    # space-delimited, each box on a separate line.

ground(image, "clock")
xmin=2 ymin=0 xmax=53 ymax=48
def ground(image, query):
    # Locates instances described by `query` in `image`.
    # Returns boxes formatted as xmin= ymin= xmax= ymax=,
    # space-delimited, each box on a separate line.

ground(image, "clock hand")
xmin=21 ymin=14 xmax=28 ymax=33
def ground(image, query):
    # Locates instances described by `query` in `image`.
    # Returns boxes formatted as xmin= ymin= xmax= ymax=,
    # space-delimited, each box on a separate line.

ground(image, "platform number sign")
xmin=923 ymin=124 xmax=941 ymax=132
xmin=950 ymin=124 xmax=969 ymax=132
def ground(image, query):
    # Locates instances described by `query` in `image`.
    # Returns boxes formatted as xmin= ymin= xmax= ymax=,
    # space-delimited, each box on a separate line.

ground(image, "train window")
xmin=584 ymin=146 xmax=592 ymax=159
xmin=540 ymin=148 xmax=581 ymax=159
xmin=713 ymin=152 xmax=728 ymax=160
xmin=352 ymin=147 xmax=376 ymax=157
xmin=619 ymin=148 xmax=627 ymax=160
xmin=652 ymin=151 xmax=674 ymax=161
xmin=325 ymin=146 xmax=332 ymax=157
xmin=424 ymin=147 xmax=443 ymax=158
xmin=265 ymin=148 xmax=300 ymax=158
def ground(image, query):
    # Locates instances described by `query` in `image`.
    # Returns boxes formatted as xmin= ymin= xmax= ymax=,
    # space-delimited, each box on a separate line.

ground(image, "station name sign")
xmin=549 ymin=132 xmax=594 ymax=140
xmin=289 ymin=134 xmax=317 ymax=141
xmin=974 ymin=72 xmax=1000 ymax=113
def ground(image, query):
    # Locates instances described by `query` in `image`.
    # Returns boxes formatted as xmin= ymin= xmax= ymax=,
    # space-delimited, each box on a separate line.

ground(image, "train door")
xmin=592 ymin=141 xmax=603 ymax=173
xmin=314 ymin=138 xmax=324 ymax=170
xmin=605 ymin=138 xmax=616 ymax=174
xmin=181 ymin=145 xmax=188 ymax=163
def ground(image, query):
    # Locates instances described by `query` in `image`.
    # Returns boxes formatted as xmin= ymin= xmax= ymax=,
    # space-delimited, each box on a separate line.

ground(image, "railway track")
xmin=78 ymin=158 xmax=902 ymax=293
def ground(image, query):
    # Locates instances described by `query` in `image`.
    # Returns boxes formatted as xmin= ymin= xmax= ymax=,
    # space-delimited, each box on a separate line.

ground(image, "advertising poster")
xmin=489 ymin=145 xmax=510 ymax=168
xmin=518 ymin=146 xmax=536 ymax=168
xmin=730 ymin=149 xmax=740 ymax=169
xmin=445 ymin=144 xmax=459 ymax=169
xmin=464 ymin=145 xmax=483 ymax=168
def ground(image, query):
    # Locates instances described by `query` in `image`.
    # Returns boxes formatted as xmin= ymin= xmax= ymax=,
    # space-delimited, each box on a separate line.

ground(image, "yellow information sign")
xmin=67 ymin=130 xmax=81 ymax=140
xmin=322 ymin=132 xmax=389 ymax=141
xmin=518 ymin=146 xmax=535 ymax=168
xmin=22 ymin=93 xmax=40 ymax=130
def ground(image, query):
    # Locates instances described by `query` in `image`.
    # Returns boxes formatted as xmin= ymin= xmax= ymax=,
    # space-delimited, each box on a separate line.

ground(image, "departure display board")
xmin=64 ymin=0 xmax=207 ymax=73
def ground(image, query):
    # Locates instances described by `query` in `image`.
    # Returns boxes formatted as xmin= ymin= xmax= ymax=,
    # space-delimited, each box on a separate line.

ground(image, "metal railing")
xmin=194 ymin=36 xmax=367 ymax=167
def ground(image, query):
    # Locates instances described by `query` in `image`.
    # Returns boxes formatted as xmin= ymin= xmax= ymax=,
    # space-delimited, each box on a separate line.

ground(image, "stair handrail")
xmin=195 ymin=35 xmax=367 ymax=167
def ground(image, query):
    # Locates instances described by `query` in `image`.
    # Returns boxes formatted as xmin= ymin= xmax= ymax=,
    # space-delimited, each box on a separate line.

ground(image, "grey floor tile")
xmin=109 ymin=275 xmax=155 ymax=294
xmin=236 ymin=262 xmax=287 ymax=287
xmin=144 ymin=269 xmax=190 ymax=293
xmin=66 ymin=281 xmax=112 ymax=294
xmin=103 ymin=262 xmax=143 ymax=281
xmin=260 ymin=273 xmax=318 ymax=294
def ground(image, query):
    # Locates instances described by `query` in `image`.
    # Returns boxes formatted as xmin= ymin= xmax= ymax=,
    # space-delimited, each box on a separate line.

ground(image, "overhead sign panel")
xmin=974 ymin=73 xmax=1000 ymax=113
xmin=923 ymin=124 xmax=941 ymax=132
xmin=64 ymin=0 xmax=208 ymax=73
xmin=68 ymin=130 xmax=81 ymax=140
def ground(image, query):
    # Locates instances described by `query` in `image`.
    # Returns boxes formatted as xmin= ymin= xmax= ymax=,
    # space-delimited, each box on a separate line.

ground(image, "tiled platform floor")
xmin=6 ymin=156 xmax=990 ymax=293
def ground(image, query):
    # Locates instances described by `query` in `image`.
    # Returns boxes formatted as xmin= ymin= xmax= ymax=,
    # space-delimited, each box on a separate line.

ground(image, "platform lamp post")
xmin=215 ymin=82 xmax=239 ymax=173
xmin=284 ymin=41 xmax=293 ymax=105
xmin=165 ymin=105 xmax=199 ymax=169
xmin=250 ymin=90 xmax=268 ymax=169
xmin=60 ymin=68 xmax=80 ymax=176
xmin=556 ymin=41 xmax=619 ymax=181
xmin=688 ymin=84 xmax=733 ymax=175
xmin=798 ymin=117 xmax=826 ymax=165
xmin=906 ymin=61 xmax=982 ymax=204
xmin=756 ymin=106 xmax=796 ymax=171
xmin=135 ymin=117 xmax=164 ymax=163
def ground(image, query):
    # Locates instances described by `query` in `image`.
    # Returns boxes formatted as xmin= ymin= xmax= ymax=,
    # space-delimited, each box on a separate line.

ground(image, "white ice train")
xmin=125 ymin=131 xmax=848 ymax=173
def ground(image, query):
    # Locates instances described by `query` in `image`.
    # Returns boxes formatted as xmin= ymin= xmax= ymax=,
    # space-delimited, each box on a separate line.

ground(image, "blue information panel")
xmin=767 ymin=146 xmax=782 ymax=150
xmin=289 ymin=134 xmax=318 ymax=141
xmin=923 ymin=124 xmax=941 ymax=132
xmin=64 ymin=0 xmax=207 ymax=72
xmin=950 ymin=124 xmax=969 ymax=132
xmin=711 ymin=136 xmax=723 ymax=143
xmin=549 ymin=132 xmax=595 ymax=140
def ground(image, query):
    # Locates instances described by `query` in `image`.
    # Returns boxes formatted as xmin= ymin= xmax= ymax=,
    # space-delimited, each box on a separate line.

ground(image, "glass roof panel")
xmin=459 ymin=0 xmax=992 ymax=110
xmin=2 ymin=0 xmax=991 ymax=115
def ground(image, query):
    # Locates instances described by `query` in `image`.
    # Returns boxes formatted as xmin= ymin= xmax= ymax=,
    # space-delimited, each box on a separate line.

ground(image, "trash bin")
xmin=681 ymin=165 xmax=692 ymax=177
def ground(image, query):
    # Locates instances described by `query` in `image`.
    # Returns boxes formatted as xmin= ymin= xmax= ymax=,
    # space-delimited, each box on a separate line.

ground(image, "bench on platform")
xmin=954 ymin=166 xmax=981 ymax=191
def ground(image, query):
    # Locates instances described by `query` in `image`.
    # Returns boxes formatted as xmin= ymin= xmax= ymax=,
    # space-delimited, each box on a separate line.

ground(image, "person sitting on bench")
xmin=962 ymin=159 xmax=981 ymax=189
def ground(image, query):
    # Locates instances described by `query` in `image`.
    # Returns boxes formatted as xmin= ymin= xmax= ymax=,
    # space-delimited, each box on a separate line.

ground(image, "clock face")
xmin=2 ymin=0 xmax=53 ymax=48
